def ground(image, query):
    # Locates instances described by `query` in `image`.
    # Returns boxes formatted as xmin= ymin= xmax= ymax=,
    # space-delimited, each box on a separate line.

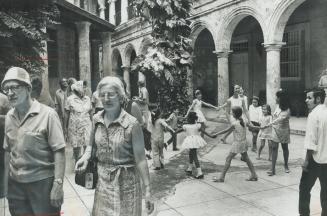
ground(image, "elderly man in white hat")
xmin=1 ymin=67 xmax=66 ymax=216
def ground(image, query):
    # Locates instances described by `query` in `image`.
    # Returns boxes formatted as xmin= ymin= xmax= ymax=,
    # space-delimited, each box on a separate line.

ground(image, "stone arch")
xmin=123 ymin=43 xmax=137 ymax=66
xmin=112 ymin=48 xmax=123 ymax=77
xmin=267 ymin=0 xmax=306 ymax=43
xmin=217 ymin=6 xmax=268 ymax=50
xmin=190 ymin=20 xmax=217 ymax=50
xmin=139 ymin=37 xmax=153 ymax=55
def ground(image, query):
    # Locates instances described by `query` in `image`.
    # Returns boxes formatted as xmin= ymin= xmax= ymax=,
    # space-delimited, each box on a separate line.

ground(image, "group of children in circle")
xmin=150 ymin=86 xmax=277 ymax=183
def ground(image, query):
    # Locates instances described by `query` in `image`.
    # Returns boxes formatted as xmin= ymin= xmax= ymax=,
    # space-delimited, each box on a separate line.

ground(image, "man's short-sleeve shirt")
xmin=3 ymin=100 xmax=66 ymax=183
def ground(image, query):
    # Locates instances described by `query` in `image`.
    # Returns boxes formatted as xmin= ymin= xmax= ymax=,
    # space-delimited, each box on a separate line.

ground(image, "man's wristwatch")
xmin=53 ymin=178 xmax=63 ymax=185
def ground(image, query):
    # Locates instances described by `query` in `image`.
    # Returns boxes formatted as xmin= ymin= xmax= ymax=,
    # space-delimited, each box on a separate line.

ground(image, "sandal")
xmin=246 ymin=177 xmax=258 ymax=181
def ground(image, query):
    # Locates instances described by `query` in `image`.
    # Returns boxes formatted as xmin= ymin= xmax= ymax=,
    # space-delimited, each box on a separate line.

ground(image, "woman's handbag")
xmin=75 ymin=124 xmax=99 ymax=189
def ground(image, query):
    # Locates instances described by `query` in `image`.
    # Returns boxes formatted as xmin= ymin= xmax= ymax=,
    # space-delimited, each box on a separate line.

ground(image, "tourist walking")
xmin=54 ymin=78 xmax=68 ymax=133
xmin=75 ymin=76 xmax=154 ymax=216
xmin=262 ymin=89 xmax=291 ymax=176
xmin=185 ymin=89 xmax=218 ymax=136
xmin=2 ymin=67 xmax=66 ymax=216
xmin=150 ymin=108 xmax=175 ymax=170
xmin=212 ymin=106 xmax=258 ymax=182
xmin=0 ymin=91 xmax=10 ymax=199
xmin=65 ymin=80 xmax=92 ymax=162
xmin=181 ymin=112 xmax=216 ymax=179
xmin=299 ymin=88 xmax=327 ymax=216
xmin=248 ymin=96 xmax=261 ymax=152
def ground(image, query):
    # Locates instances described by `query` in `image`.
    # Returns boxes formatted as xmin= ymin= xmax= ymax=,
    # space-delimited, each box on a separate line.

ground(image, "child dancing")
xmin=179 ymin=112 xmax=216 ymax=179
xmin=151 ymin=109 xmax=175 ymax=170
xmin=256 ymin=104 xmax=273 ymax=160
xmin=212 ymin=106 xmax=258 ymax=182
xmin=185 ymin=89 xmax=218 ymax=137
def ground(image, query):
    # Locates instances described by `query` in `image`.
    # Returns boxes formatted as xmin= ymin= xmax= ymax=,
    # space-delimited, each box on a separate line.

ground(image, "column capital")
xmin=263 ymin=42 xmax=286 ymax=51
xmin=108 ymin=0 xmax=116 ymax=4
xmin=75 ymin=21 xmax=91 ymax=33
xmin=100 ymin=32 xmax=111 ymax=41
xmin=213 ymin=50 xmax=233 ymax=58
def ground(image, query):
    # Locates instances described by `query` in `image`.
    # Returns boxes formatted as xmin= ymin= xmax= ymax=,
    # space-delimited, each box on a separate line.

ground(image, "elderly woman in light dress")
xmin=75 ymin=76 xmax=153 ymax=216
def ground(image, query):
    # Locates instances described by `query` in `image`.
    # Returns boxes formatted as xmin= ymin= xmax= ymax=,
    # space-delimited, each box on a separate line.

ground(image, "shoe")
xmin=185 ymin=170 xmax=192 ymax=176
xmin=267 ymin=171 xmax=275 ymax=176
xmin=146 ymin=154 xmax=152 ymax=160
xmin=153 ymin=167 xmax=161 ymax=170
xmin=251 ymin=148 xmax=257 ymax=153
xmin=240 ymin=155 xmax=246 ymax=162
xmin=160 ymin=163 xmax=164 ymax=169
xmin=194 ymin=174 xmax=204 ymax=179
xmin=220 ymin=138 xmax=227 ymax=144
xmin=173 ymin=148 xmax=179 ymax=151
xmin=164 ymin=143 xmax=168 ymax=150
xmin=212 ymin=177 xmax=224 ymax=182
xmin=284 ymin=167 xmax=290 ymax=173
xmin=246 ymin=177 xmax=258 ymax=181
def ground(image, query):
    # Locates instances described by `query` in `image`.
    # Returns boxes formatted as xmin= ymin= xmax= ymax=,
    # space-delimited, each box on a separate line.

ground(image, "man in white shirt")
xmin=299 ymin=88 xmax=327 ymax=216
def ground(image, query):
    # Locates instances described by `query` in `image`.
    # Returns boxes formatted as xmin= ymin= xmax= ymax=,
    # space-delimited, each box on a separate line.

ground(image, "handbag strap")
xmin=91 ymin=122 xmax=101 ymax=161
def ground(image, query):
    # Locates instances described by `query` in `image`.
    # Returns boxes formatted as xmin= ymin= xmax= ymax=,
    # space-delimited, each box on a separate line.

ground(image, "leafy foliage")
xmin=131 ymin=0 xmax=193 ymax=115
xmin=0 ymin=0 xmax=60 ymax=80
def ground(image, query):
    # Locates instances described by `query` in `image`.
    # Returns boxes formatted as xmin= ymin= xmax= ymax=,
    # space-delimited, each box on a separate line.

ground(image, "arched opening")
xmin=277 ymin=0 xmax=327 ymax=116
xmin=193 ymin=28 xmax=217 ymax=104
xmin=129 ymin=50 xmax=138 ymax=97
xmin=112 ymin=49 xmax=123 ymax=78
xmin=230 ymin=16 xmax=266 ymax=105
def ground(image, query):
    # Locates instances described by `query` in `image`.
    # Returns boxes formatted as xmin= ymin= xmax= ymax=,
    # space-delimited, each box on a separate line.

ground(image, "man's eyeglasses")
xmin=2 ymin=84 xmax=23 ymax=95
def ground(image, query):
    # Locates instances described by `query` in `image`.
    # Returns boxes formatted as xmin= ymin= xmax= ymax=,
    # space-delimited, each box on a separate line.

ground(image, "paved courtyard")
xmin=0 ymin=111 xmax=321 ymax=216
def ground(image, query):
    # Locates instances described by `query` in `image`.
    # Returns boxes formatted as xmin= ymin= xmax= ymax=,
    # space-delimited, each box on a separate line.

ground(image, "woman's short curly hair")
xmin=97 ymin=76 xmax=126 ymax=102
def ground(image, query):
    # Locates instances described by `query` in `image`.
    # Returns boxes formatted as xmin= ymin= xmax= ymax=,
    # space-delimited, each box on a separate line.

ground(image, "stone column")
xmin=91 ymin=39 xmax=101 ymax=90
xmin=264 ymin=42 xmax=285 ymax=111
xmin=121 ymin=0 xmax=128 ymax=23
xmin=101 ymin=32 xmax=112 ymax=76
xmin=122 ymin=65 xmax=131 ymax=95
xmin=214 ymin=50 xmax=232 ymax=105
xmin=97 ymin=0 xmax=106 ymax=19
xmin=75 ymin=21 xmax=91 ymax=85
xmin=109 ymin=0 xmax=116 ymax=25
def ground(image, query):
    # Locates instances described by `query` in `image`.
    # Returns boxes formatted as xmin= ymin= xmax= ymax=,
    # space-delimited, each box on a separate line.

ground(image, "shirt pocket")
xmin=22 ymin=131 xmax=47 ymax=152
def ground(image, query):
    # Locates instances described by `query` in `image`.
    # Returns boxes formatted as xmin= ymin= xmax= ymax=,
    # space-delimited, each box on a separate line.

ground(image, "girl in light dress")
xmin=185 ymin=89 xmax=218 ymax=137
xmin=179 ymin=112 xmax=216 ymax=179
xmin=256 ymin=104 xmax=273 ymax=160
xmin=212 ymin=106 xmax=258 ymax=182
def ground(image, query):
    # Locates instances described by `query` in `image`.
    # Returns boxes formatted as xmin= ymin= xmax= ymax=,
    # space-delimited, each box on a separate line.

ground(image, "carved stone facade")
xmin=110 ymin=0 xmax=327 ymax=115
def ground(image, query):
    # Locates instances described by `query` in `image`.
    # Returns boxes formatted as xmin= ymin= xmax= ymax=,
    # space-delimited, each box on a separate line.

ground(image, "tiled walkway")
xmin=1 ymin=113 xmax=321 ymax=216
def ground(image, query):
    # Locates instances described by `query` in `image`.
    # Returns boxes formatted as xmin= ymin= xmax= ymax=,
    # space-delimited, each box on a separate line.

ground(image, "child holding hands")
xmin=178 ymin=112 xmax=216 ymax=179
xmin=212 ymin=106 xmax=258 ymax=182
